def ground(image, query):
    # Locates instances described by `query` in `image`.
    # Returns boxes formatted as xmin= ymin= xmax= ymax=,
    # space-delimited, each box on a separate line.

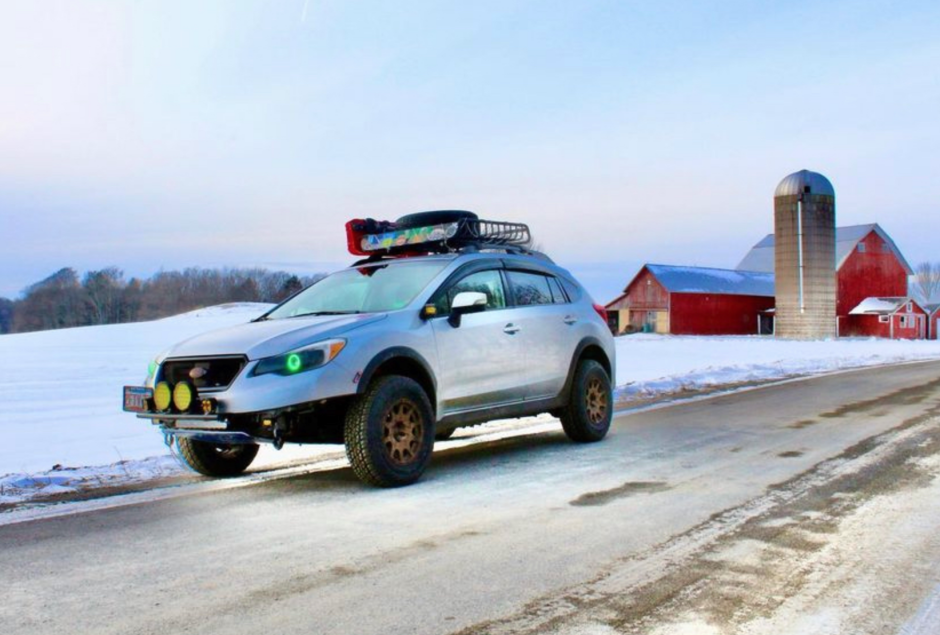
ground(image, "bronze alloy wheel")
xmin=585 ymin=377 xmax=608 ymax=425
xmin=382 ymin=398 xmax=424 ymax=465
xmin=345 ymin=375 xmax=436 ymax=486
xmin=560 ymin=360 xmax=611 ymax=444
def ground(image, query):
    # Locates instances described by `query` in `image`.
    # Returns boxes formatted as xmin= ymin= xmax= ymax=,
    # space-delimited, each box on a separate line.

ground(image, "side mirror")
xmin=448 ymin=292 xmax=487 ymax=328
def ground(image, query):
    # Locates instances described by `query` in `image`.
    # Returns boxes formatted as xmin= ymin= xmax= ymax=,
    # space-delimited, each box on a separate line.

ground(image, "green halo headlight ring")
xmin=251 ymin=339 xmax=347 ymax=378
xmin=153 ymin=382 xmax=172 ymax=412
xmin=285 ymin=353 xmax=303 ymax=374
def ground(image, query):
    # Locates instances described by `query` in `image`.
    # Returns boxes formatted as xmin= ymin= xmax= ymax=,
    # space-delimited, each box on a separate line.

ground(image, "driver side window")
xmin=435 ymin=270 xmax=506 ymax=314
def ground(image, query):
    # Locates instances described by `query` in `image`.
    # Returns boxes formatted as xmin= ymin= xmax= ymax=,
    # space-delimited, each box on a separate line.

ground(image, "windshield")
xmin=264 ymin=260 xmax=449 ymax=319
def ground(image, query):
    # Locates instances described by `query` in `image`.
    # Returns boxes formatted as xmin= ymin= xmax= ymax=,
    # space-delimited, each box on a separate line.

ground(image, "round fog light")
xmin=173 ymin=382 xmax=195 ymax=413
xmin=153 ymin=382 xmax=172 ymax=412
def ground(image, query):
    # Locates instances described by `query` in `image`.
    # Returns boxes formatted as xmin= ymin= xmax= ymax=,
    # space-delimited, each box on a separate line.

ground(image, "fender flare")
xmin=561 ymin=337 xmax=612 ymax=400
xmin=357 ymin=347 xmax=438 ymax=400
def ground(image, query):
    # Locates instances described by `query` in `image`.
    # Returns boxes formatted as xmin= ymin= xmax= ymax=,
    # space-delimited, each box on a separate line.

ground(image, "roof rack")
xmin=345 ymin=214 xmax=534 ymax=258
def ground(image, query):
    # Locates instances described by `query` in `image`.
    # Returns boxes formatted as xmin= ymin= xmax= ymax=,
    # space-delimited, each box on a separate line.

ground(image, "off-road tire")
xmin=176 ymin=438 xmax=259 ymax=477
xmin=344 ymin=375 xmax=435 ymax=487
xmin=396 ymin=210 xmax=478 ymax=229
xmin=560 ymin=359 xmax=612 ymax=443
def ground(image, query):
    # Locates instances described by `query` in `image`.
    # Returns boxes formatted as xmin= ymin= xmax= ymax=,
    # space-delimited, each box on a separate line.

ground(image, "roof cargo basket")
xmin=346 ymin=211 xmax=532 ymax=257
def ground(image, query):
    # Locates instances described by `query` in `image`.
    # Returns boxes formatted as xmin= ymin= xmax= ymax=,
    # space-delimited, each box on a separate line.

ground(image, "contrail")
xmin=300 ymin=0 xmax=311 ymax=23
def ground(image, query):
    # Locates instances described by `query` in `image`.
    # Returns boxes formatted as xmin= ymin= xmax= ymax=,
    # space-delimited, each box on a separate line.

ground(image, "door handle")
xmin=564 ymin=315 xmax=578 ymax=325
xmin=503 ymin=323 xmax=521 ymax=335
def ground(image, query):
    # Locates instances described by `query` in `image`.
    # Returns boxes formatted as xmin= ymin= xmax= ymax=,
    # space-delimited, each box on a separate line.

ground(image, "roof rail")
xmin=350 ymin=243 xmax=553 ymax=267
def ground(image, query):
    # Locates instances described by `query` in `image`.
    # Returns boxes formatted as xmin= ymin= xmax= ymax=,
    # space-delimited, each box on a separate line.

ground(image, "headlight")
xmin=251 ymin=339 xmax=346 ymax=377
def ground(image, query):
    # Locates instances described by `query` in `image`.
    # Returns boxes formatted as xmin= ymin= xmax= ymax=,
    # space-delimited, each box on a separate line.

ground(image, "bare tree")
xmin=276 ymin=275 xmax=304 ymax=301
xmin=83 ymin=268 xmax=125 ymax=325
xmin=0 ymin=298 xmax=13 ymax=334
xmin=913 ymin=262 xmax=940 ymax=304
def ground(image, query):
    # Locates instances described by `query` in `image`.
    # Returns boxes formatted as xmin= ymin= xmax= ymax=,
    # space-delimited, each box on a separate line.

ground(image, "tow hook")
xmin=272 ymin=414 xmax=289 ymax=450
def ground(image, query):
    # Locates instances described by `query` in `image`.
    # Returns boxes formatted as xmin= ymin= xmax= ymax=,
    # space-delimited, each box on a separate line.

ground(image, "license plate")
xmin=123 ymin=386 xmax=152 ymax=413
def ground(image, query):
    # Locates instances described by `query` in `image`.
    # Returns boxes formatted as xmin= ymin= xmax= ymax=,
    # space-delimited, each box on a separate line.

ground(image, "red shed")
xmin=926 ymin=304 xmax=940 ymax=340
xmin=737 ymin=224 xmax=913 ymax=337
xmin=846 ymin=297 xmax=927 ymax=339
xmin=605 ymin=264 xmax=775 ymax=335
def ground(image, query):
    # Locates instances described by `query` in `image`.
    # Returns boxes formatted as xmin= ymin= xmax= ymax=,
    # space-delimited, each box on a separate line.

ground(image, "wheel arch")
xmin=358 ymin=347 xmax=437 ymax=413
xmin=563 ymin=338 xmax=613 ymax=398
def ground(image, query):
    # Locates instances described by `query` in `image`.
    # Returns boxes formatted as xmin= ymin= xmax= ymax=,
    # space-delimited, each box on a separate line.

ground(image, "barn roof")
xmin=849 ymin=297 xmax=918 ymax=316
xmin=735 ymin=224 xmax=913 ymax=275
xmin=642 ymin=264 xmax=775 ymax=297
xmin=924 ymin=303 xmax=940 ymax=315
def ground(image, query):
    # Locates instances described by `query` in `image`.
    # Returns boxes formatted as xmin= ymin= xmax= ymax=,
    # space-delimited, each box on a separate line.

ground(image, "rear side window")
xmin=547 ymin=277 xmax=568 ymax=304
xmin=507 ymin=271 xmax=554 ymax=306
xmin=559 ymin=278 xmax=583 ymax=302
xmin=434 ymin=270 xmax=506 ymax=314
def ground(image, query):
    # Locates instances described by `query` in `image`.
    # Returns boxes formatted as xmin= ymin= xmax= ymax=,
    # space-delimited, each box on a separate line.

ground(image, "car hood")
xmin=165 ymin=314 xmax=387 ymax=361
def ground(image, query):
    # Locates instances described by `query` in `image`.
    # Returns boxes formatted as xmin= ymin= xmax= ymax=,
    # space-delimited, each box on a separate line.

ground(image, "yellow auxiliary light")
xmin=153 ymin=382 xmax=172 ymax=412
xmin=173 ymin=382 xmax=195 ymax=413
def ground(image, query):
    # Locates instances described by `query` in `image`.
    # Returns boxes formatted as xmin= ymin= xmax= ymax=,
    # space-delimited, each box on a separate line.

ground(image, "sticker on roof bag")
xmin=361 ymin=222 xmax=459 ymax=252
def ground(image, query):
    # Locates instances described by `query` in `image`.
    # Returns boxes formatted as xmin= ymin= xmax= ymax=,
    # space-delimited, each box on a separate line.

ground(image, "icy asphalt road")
xmin=3 ymin=362 xmax=940 ymax=635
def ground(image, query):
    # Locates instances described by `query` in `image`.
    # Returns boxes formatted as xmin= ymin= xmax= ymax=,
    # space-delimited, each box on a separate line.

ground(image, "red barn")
xmin=847 ymin=297 xmax=927 ymax=339
xmin=737 ymin=223 xmax=917 ymax=338
xmin=605 ymin=264 xmax=775 ymax=335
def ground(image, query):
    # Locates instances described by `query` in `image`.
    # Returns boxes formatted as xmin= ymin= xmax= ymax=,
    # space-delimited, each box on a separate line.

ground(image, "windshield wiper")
xmin=287 ymin=310 xmax=362 ymax=318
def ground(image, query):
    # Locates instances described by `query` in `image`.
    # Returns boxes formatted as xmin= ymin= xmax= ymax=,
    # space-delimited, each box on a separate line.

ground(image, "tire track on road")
xmin=453 ymin=390 xmax=940 ymax=635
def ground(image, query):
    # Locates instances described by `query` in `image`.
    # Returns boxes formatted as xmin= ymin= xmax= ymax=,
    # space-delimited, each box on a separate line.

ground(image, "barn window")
xmin=879 ymin=315 xmax=890 ymax=323
xmin=857 ymin=243 xmax=866 ymax=253
xmin=907 ymin=302 xmax=913 ymax=313
xmin=900 ymin=315 xmax=909 ymax=328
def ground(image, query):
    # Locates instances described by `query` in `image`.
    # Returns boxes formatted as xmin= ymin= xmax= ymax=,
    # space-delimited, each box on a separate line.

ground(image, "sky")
xmin=1 ymin=0 xmax=939 ymax=303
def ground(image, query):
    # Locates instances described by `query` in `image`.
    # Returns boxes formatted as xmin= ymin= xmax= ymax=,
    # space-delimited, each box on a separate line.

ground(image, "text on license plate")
xmin=123 ymin=386 xmax=152 ymax=413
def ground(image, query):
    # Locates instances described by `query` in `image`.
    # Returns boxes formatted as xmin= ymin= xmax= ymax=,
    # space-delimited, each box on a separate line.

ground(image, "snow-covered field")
xmin=3 ymin=304 xmax=940 ymax=504
xmin=613 ymin=333 xmax=940 ymax=399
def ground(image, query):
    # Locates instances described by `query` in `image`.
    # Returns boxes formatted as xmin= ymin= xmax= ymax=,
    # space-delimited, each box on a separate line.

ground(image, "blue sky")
xmin=1 ymin=0 xmax=938 ymax=302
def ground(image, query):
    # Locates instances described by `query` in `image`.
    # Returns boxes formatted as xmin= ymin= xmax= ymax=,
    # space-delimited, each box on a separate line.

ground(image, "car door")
xmin=505 ymin=270 xmax=576 ymax=400
xmin=429 ymin=269 xmax=529 ymax=414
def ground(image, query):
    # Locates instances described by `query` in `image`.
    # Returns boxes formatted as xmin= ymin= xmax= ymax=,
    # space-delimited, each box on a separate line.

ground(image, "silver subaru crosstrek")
xmin=123 ymin=211 xmax=615 ymax=487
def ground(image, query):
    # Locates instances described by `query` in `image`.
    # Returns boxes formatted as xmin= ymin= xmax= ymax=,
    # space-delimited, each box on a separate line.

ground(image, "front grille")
xmin=160 ymin=356 xmax=247 ymax=391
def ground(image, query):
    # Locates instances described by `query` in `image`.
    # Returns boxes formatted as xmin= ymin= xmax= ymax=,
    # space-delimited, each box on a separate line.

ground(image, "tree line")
xmin=0 ymin=267 xmax=325 ymax=334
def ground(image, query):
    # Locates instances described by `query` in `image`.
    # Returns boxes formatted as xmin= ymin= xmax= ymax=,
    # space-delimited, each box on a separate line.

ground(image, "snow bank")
xmin=0 ymin=456 xmax=181 ymax=504
xmin=4 ymin=309 xmax=940 ymax=505
xmin=614 ymin=334 xmax=940 ymax=399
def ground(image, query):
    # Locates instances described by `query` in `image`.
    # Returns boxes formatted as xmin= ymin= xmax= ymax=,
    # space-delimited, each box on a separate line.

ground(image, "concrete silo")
xmin=774 ymin=169 xmax=836 ymax=339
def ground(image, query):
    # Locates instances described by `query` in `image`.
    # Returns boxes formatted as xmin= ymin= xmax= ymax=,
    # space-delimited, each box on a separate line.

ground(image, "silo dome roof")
xmin=774 ymin=169 xmax=835 ymax=198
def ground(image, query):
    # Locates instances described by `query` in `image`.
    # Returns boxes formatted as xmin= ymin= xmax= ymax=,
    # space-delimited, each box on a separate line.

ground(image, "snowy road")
xmin=3 ymin=362 xmax=940 ymax=635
